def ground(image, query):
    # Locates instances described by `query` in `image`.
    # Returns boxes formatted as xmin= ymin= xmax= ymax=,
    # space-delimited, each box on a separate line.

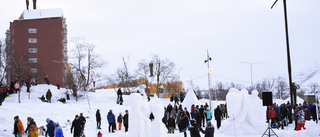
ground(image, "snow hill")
xmin=0 ymin=84 xmax=319 ymax=137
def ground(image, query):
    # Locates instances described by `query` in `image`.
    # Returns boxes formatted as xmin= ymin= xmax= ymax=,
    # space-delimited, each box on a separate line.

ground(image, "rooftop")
xmin=19 ymin=8 xmax=63 ymax=20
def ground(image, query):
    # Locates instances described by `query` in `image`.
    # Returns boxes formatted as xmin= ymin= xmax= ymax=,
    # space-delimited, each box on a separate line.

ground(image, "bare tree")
xmin=275 ymin=76 xmax=288 ymax=99
xmin=152 ymin=55 xmax=175 ymax=97
xmin=117 ymin=56 xmax=135 ymax=93
xmin=136 ymin=59 xmax=153 ymax=89
xmin=70 ymin=37 xmax=105 ymax=92
xmin=309 ymin=82 xmax=319 ymax=94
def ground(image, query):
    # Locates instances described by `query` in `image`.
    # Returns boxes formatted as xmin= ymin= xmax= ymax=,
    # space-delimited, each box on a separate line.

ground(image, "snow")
xmin=19 ymin=8 xmax=63 ymax=20
xmin=181 ymin=89 xmax=202 ymax=111
xmin=1 ymin=84 xmax=320 ymax=137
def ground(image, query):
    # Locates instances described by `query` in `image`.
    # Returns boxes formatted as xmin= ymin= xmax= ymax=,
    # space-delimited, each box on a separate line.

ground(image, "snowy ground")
xmin=0 ymin=84 xmax=320 ymax=137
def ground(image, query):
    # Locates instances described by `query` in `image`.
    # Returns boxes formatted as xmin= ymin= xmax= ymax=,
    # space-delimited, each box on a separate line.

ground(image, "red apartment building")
xmin=5 ymin=8 xmax=68 ymax=87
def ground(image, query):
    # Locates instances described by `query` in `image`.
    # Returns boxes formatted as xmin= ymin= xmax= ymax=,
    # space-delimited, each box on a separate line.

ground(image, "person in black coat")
xmin=311 ymin=104 xmax=317 ymax=122
xmin=189 ymin=120 xmax=200 ymax=137
xmin=286 ymin=102 xmax=293 ymax=124
xmin=194 ymin=109 xmax=201 ymax=128
xmin=199 ymin=105 xmax=205 ymax=127
xmin=167 ymin=114 xmax=175 ymax=134
xmin=178 ymin=112 xmax=189 ymax=137
xmin=214 ymin=106 xmax=222 ymax=129
xmin=79 ymin=113 xmax=86 ymax=131
xmin=123 ymin=110 xmax=129 ymax=132
xmin=96 ymin=109 xmax=101 ymax=129
xmin=71 ymin=115 xmax=82 ymax=137
xmin=200 ymin=121 xmax=215 ymax=137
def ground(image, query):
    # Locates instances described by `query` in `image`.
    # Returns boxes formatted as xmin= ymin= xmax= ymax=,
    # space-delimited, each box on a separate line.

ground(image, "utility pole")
xmin=204 ymin=49 xmax=212 ymax=110
xmin=271 ymin=0 xmax=296 ymax=106
xmin=240 ymin=62 xmax=262 ymax=89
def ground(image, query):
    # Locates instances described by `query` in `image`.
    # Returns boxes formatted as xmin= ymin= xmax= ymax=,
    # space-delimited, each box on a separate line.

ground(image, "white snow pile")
xmin=181 ymin=89 xmax=202 ymax=111
xmin=19 ymin=8 xmax=63 ymax=20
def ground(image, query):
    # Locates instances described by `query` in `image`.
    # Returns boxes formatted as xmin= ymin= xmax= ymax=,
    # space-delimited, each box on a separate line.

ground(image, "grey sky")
xmin=1 ymin=0 xmax=319 ymax=89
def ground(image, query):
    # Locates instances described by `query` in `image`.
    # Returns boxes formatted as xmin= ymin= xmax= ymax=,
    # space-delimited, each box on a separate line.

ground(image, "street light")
xmin=271 ymin=0 xmax=296 ymax=106
xmin=204 ymin=49 xmax=212 ymax=110
xmin=240 ymin=61 xmax=262 ymax=89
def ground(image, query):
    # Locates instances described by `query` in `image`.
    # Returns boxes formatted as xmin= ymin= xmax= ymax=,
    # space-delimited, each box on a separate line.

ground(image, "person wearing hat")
xmin=13 ymin=116 xmax=24 ymax=137
xmin=97 ymin=131 xmax=103 ymax=137
xmin=123 ymin=110 xmax=129 ymax=132
xmin=296 ymin=106 xmax=306 ymax=131
xmin=71 ymin=115 xmax=82 ymax=137
xmin=54 ymin=123 xmax=63 ymax=137
xmin=25 ymin=117 xmax=37 ymax=136
xmin=107 ymin=110 xmax=116 ymax=133
xmin=46 ymin=118 xmax=55 ymax=137
xmin=29 ymin=124 xmax=39 ymax=137
xmin=178 ymin=111 xmax=189 ymax=137
xmin=199 ymin=121 xmax=215 ymax=137
xmin=79 ymin=113 xmax=86 ymax=131
xmin=96 ymin=109 xmax=101 ymax=129
xmin=189 ymin=120 xmax=200 ymax=137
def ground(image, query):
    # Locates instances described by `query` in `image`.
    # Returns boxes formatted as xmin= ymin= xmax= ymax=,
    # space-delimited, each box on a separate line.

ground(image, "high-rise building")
xmin=5 ymin=8 xmax=68 ymax=87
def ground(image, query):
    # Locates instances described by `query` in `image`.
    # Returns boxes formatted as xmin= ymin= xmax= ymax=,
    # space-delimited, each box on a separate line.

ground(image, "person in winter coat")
xmin=45 ymin=118 xmax=55 ymax=137
xmin=189 ymin=120 xmax=200 ymax=137
xmin=204 ymin=108 xmax=213 ymax=121
xmin=79 ymin=113 xmax=86 ymax=131
xmin=54 ymin=123 xmax=63 ymax=137
xmin=178 ymin=112 xmax=189 ymax=137
xmin=296 ymin=106 xmax=306 ymax=131
xmin=162 ymin=108 xmax=168 ymax=128
xmin=25 ymin=117 xmax=37 ymax=136
xmin=71 ymin=115 xmax=82 ymax=137
xmin=268 ymin=106 xmax=277 ymax=128
xmin=117 ymin=113 xmax=123 ymax=130
xmin=29 ymin=124 xmax=38 ymax=137
xmin=97 ymin=131 xmax=103 ymax=137
xmin=279 ymin=104 xmax=288 ymax=129
xmin=54 ymin=122 xmax=63 ymax=137
xmin=107 ymin=110 xmax=116 ymax=133
xmin=46 ymin=89 xmax=52 ymax=103
xmin=286 ymin=102 xmax=293 ymax=124
xmin=200 ymin=121 xmax=215 ymax=137
xmin=194 ymin=109 xmax=201 ymax=128
xmin=214 ymin=106 xmax=222 ymax=129
xmin=167 ymin=104 xmax=173 ymax=114
xmin=96 ymin=109 xmax=101 ymax=129
xmin=123 ymin=110 xmax=129 ymax=132
xmin=174 ymin=95 xmax=179 ymax=105
xmin=311 ymin=103 xmax=317 ymax=122
xmin=14 ymin=82 xmax=20 ymax=93
xmin=167 ymin=114 xmax=175 ymax=134
xmin=13 ymin=116 xmax=24 ymax=137
xmin=199 ymin=105 xmax=205 ymax=127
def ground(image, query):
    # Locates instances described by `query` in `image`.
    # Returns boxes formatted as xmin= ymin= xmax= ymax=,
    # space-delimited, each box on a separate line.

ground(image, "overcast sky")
xmin=1 ymin=0 xmax=320 ymax=89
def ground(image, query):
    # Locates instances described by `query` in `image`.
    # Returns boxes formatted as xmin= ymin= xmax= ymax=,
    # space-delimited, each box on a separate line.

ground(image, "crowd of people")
xmin=266 ymin=101 xmax=318 ymax=131
xmin=13 ymin=116 xmax=63 ymax=137
xmin=162 ymin=102 xmax=227 ymax=137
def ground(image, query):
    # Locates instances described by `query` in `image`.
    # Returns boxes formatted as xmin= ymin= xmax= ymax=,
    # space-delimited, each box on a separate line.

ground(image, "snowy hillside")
xmin=0 ymin=84 xmax=319 ymax=137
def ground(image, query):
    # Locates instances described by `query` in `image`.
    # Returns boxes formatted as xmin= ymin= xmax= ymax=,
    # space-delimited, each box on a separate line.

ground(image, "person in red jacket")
xmin=268 ymin=106 xmax=277 ymax=128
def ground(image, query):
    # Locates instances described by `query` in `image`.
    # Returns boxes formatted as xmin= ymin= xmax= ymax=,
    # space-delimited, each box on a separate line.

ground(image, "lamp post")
xmin=271 ymin=0 xmax=296 ymax=106
xmin=178 ymin=67 xmax=183 ymax=101
xmin=240 ymin=62 xmax=262 ymax=89
xmin=204 ymin=49 xmax=212 ymax=110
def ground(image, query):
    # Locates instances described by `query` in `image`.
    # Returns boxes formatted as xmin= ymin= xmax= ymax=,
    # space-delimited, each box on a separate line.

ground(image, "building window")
xmin=29 ymin=48 xmax=37 ymax=53
xmin=29 ymin=58 xmax=37 ymax=63
xmin=30 ymin=68 xmax=37 ymax=73
xmin=28 ymin=38 xmax=37 ymax=43
xmin=28 ymin=28 xmax=37 ymax=33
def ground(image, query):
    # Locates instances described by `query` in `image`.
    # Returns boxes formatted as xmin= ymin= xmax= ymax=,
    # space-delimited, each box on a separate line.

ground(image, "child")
xmin=117 ymin=113 xmax=123 ymax=130
xmin=97 ymin=131 xmax=102 ymax=137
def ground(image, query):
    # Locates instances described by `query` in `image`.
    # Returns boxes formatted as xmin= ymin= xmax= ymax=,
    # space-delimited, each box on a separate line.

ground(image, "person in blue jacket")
xmin=204 ymin=107 xmax=213 ymax=121
xmin=45 ymin=118 xmax=55 ymax=137
xmin=54 ymin=123 xmax=63 ymax=137
xmin=107 ymin=110 xmax=116 ymax=133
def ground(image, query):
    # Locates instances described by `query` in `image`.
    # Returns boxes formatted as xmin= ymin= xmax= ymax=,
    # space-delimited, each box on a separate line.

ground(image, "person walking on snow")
xmin=45 ymin=118 xmax=55 ymax=137
xmin=214 ymin=105 xmax=222 ymax=129
xmin=13 ymin=116 xmax=24 ymax=137
xmin=117 ymin=113 xmax=123 ymax=130
xmin=107 ymin=110 xmax=116 ymax=133
xmin=46 ymin=89 xmax=52 ymax=103
xmin=200 ymin=121 xmax=215 ymax=137
xmin=123 ymin=110 xmax=129 ymax=132
xmin=54 ymin=123 xmax=63 ymax=137
xmin=96 ymin=109 xmax=101 ymax=129
xmin=71 ymin=115 xmax=82 ymax=137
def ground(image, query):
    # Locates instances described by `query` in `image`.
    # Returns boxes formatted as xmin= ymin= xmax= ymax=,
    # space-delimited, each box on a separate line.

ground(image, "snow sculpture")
xmin=149 ymin=95 xmax=167 ymax=137
xmin=181 ymin=90 xmax=201 ymax=111
xmin=220 ymin=88 xmax=267 ymax=135
xmin=128 ymin=93 xmax=146 ymax=137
